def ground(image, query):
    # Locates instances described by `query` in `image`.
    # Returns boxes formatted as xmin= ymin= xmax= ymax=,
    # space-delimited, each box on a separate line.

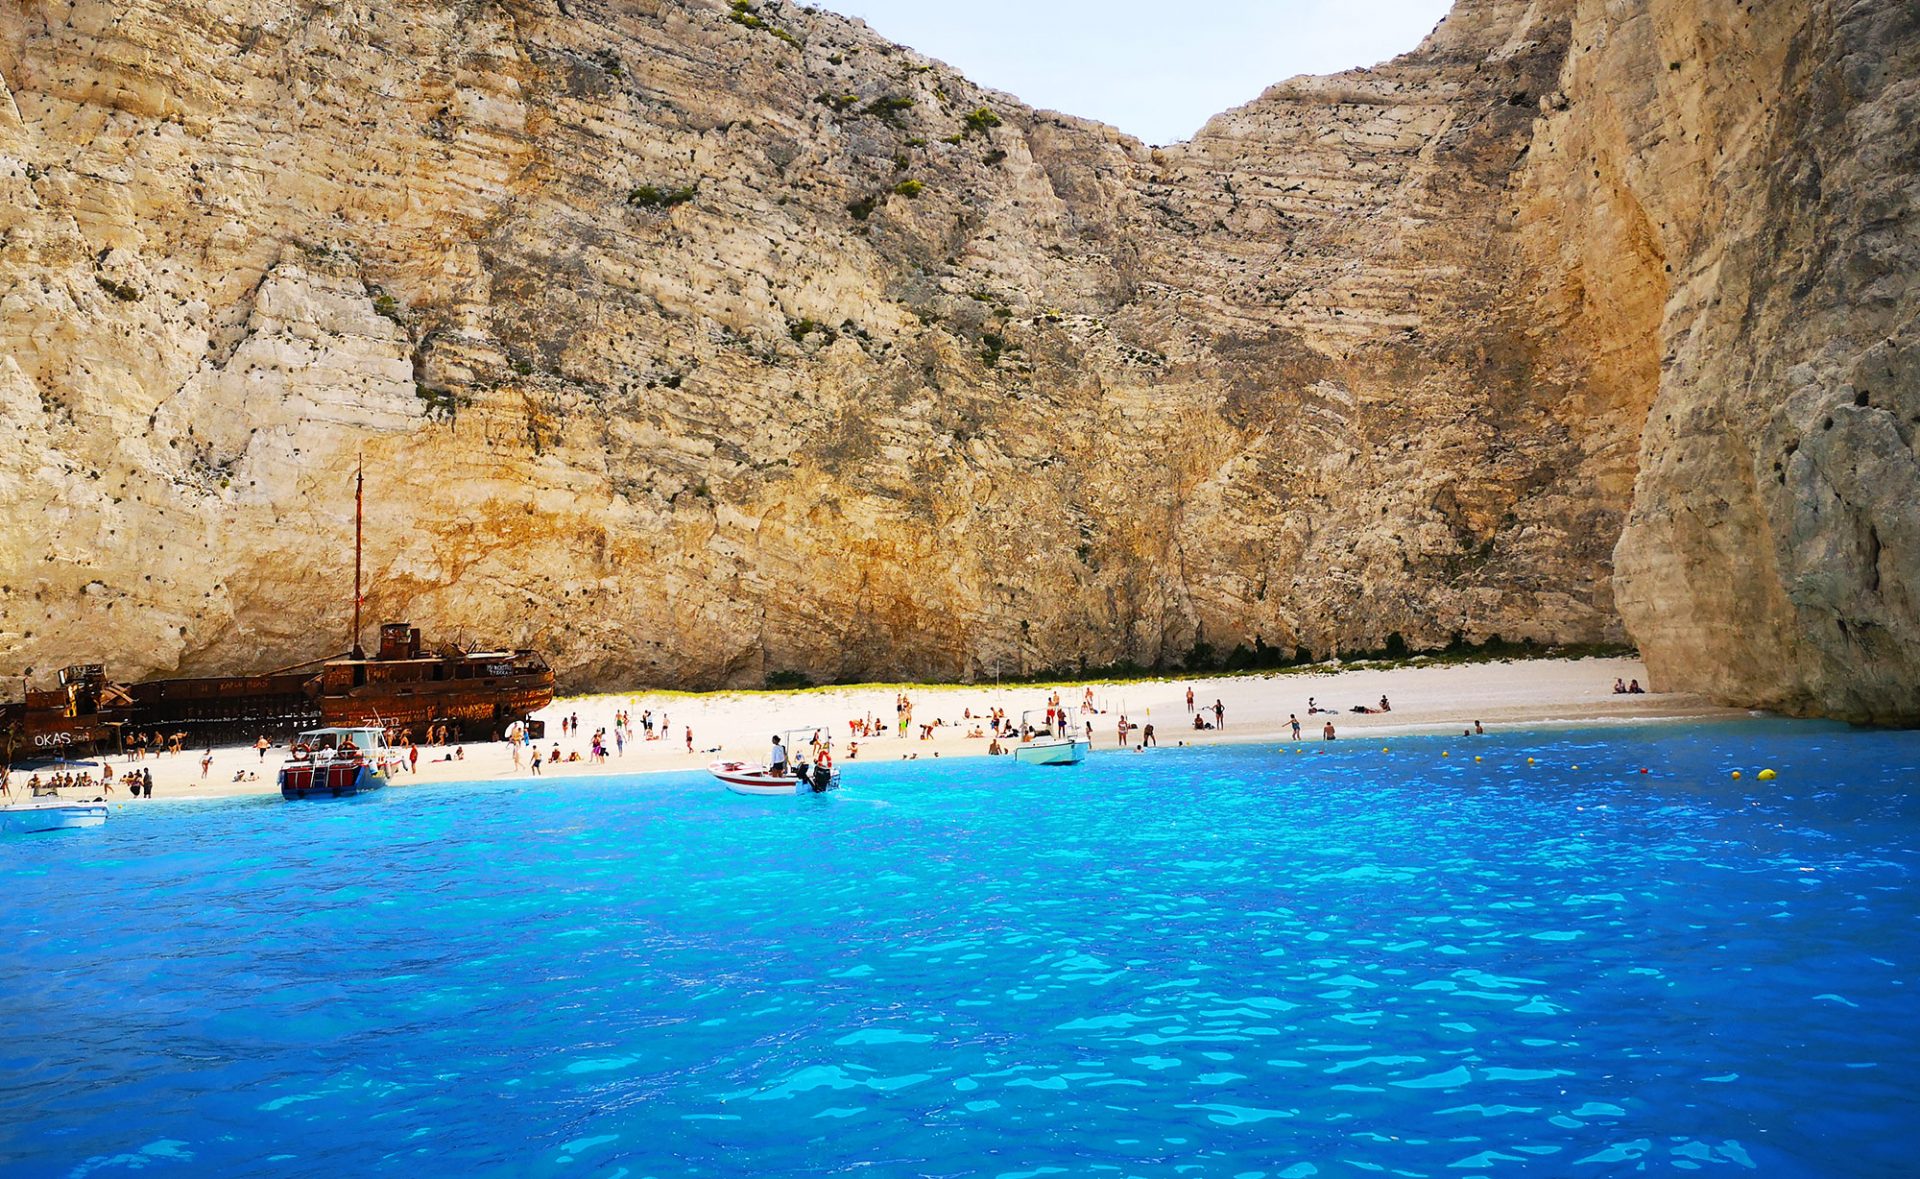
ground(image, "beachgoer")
xmin=1213 ymin=700 xmax=1225 ymax=729
xmin=685 ymin=726 xmax=693 ymax=753
xmin=1186 ymin=687 xmax=1194 ymax=713
xmin=1474 ymin=720 xmax=1484 ymax=735
xmin=408 ymin=744 xmax=419 ymax=773
xmin=1379 ymin=696 xmax=1390 ymax=712
xmin=769 ymin=735 xmax=787 ymax=773
xmin=200 ymin=750 xmax=212 ymax=779
xmin=1289 ymin=714 xmax=1301 ymax=740
xmin=1628 ymin=680 xmax=1644 ymax=694
xmin=1613 ymin=678 xmax=1627 ymax=694
xmin=531 ymin=749 xmax=543 ymax=775
xmin=1142 ymin=723 xmax=1156 ymax=748
xmin=1323 ymin=721 xmax=1336 ymax=740
xmin=255 ymin=735 xmax=270 ymax=761
xmin=142 ymin=768 xmax=153 ymax=797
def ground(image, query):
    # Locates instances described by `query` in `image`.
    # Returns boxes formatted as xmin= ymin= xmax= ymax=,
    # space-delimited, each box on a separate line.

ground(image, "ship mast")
xmin=351 ymin=455 xmax=365 ymax=659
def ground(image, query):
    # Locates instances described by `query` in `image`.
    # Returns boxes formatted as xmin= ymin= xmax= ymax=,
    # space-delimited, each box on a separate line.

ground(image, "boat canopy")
xmin=295 ymin=726 xmax=389 ymax=750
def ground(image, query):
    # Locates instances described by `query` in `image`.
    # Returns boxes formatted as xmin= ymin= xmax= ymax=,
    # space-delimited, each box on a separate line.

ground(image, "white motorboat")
xmin=712 ymin=727 xmax=840 ymax=795
xmin=2 ymin=798 xmax=108 ymax=834
xmin=709 ymin=760 xmax=809 ymax=796
xmin=1013 ymin=709 xmax=1088 ymax=766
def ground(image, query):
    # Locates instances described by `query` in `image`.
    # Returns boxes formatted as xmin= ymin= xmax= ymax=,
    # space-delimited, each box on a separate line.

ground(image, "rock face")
xmin=0 ymin=0 xmax=1913 ymax=719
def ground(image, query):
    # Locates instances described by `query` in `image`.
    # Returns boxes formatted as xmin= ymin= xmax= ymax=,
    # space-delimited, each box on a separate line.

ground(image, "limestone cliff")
xmin=0 ymin=0 xmax=1913 ymax=720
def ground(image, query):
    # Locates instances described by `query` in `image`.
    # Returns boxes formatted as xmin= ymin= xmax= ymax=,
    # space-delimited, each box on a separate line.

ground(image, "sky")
xmin=812 ymin=0 xmax=1458 ymax=146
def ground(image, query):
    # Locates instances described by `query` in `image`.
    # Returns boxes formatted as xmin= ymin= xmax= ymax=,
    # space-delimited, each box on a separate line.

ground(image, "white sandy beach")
xmin=26 ymin=656 xmax=1744 ymax=805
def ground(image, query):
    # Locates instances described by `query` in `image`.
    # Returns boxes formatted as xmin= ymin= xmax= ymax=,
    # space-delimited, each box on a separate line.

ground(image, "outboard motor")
xmin=811 ymin=763 xmax=833 ymax=792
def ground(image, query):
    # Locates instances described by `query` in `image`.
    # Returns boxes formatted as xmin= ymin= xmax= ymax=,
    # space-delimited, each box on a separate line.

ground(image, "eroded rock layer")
xmin=0 ymin=0 xmax=1913 ymax=719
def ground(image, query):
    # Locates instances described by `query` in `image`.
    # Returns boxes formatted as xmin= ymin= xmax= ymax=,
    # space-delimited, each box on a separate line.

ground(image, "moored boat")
xmin=1 ymin=799 xmax=108 ymax=834
xmin=1013 ymin=709 xmax=1088 ymax=766
xmin=279 ymin=726 xmax=395 ymax=800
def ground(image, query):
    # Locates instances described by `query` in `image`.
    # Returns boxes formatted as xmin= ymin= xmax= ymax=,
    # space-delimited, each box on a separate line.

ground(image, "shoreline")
xmin=12 ymin=656 xmax=1754 ymax=807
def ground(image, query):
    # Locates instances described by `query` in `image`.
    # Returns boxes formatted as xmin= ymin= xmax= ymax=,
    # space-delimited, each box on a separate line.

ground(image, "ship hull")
xmin=2 ymin=801 xmax=109 ymax=833
xmin=278 ymin=760 xmax=387 ymax=800
xmin=1013 ymin=739 xmax=1088 ymax=766
xmin=316 ymin=680 xmax=553 ymax=734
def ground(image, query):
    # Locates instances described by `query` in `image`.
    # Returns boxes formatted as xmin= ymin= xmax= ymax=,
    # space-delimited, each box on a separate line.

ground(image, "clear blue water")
xmin=3 ymin=719 xmax=1918 ymax=1178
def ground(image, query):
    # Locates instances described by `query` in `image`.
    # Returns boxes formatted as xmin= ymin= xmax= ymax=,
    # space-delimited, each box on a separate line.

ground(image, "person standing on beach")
xmin=686 ymin=726 xmax=694 ymax=754
xmin=255 ymin=735 xmax=270 ymax=762
xmin=143 ymin=767 xmax=153 ymax=797
xmin=531 ymin=747 xmax=543 ymax=775
xmin=200 ymin=750 xmax=212 ymax=779
xmin=1289 ymin=714 xmax=1302 ymax=740
xmin=1142 ymin=723 xmax=1156 ymax=748
xmin=512 ymin=740 xmax=523 ymax=771
xmin=1213 ymin=700 xmax=1225 ymax=729
xmin=1323 ymin=721 xmax=1336 ymax=741
xmin=1186 ymin=687 xmax=1195 ymax=713
xmin=408 ymin=743 xmax=419 ymax=775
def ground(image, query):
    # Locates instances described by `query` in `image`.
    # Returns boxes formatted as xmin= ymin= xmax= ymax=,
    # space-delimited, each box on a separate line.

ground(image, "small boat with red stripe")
xmin=278 ymin=725 xmax=395 ymax=800
xmin=710 ymin=728 xmax=840 ymax=796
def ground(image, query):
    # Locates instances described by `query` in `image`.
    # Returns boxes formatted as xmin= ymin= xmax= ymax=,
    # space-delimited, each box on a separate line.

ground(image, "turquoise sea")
xmin=2 ymin=719 xmax=1917 ymax=1177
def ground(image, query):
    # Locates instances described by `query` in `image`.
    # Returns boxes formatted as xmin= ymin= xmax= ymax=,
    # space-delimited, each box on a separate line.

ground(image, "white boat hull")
xmin=1014 ymin=739 xmax=1088 ymax=766
xmin=3 ymin=801 xmax=109 ymax=833
xmin=709 ymin=760 xmax=802 ymax=795
xmin=709 ymin=760 xmax=840 ymax=795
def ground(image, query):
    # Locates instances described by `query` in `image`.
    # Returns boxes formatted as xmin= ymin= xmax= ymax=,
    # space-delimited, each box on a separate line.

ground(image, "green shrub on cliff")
xmin=962 ymin=106 xmax=1001 ymax=135
xmin=628 ymin=183 xmax=696 ymax=209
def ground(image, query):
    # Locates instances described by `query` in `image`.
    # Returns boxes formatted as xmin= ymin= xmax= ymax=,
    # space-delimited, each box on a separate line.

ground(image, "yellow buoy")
xmin=1442 ymin=751 xmax=1450 ymax=758
xmin=1731 ymin=770 xmax=1742 ymax=780
xmin=1527 ymin=757 xmax=1535 ymax=764
xmin=1382 ymin=747 xmax=1390 ymax=753
xmin=1572 ymin=764 xmax=1580 ymax=770
xmin=1474 ymin=756 xmax=1483 ymax=763
xmin=1758 ymin=768 xmax=1777 ymax=780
